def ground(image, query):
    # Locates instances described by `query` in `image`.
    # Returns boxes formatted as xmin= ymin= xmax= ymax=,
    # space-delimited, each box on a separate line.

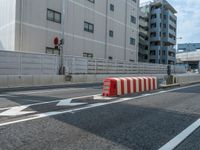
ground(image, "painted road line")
xmin=0 ymin=84 xmax=200 ymax=127
xmin=0 ymin=106 xmax=36 ymax=117
xmin=1 ymin=87 xmax=89 ymax=96
xmin=0 ymin=94 xmax=101 ymax=111
xmin=57 ymin=99 xmax=87 ymax=107
xmin=159 ymin=118 xmax=200 ymax=150
xmin=0 ymin=108 xmax=10 ymax=111
xmin=93 ymin=95 xmax=116 ymax=100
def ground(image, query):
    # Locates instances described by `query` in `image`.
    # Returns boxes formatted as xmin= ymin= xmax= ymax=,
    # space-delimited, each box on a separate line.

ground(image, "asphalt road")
xmin=0 ymin=84 xmax=200 ymax=150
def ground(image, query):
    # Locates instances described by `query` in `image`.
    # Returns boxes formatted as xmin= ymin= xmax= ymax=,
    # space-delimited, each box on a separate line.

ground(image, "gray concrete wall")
xmin=0 ymin=74 xmax=166 ymax=88
xmin=1 ymin=74 xmax=200 ymax=89
xmin=176 ymin=74 xmax=200 ymax=85
xmin=0 ymin=75 xmax=65 ymax=88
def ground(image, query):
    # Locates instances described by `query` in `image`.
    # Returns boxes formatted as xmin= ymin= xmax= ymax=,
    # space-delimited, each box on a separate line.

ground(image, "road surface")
xmin=0 ymin=83 xmax=200 ymax=150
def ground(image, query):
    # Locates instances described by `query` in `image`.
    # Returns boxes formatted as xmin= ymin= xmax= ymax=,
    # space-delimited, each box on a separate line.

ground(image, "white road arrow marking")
xmin=93 ymin=95 xmax=116 ymax=100
xmin=56 ymin=99 xmax=87 ymax=106
xmin=0 ymin=106 xmax=36 ymax=116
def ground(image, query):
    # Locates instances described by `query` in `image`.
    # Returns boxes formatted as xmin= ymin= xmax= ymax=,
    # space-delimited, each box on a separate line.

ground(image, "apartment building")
xmin=138 ymin=5 xmax=149 ymax=63
xmin=0 ymin=0 xmax=139 ymax=62
xmin=177 ymin=43 xmax=200 ymax=53
xmin=139 ymin=0 xmax=177 ymax=64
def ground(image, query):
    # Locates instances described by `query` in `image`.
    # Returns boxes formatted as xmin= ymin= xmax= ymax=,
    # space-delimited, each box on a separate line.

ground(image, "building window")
xmin=130 ymin=38 xmax=135 ymax=45
xmin=109 ymin=30 xmax=114 ymax=37
xmin=163 ymin=32 xmax=167 ymax=38
xmin=47 ymin=9 xmax=61 ymax=24
xmin=170 ymin=16 xmax=176 ymax=24
xmin=84 ymin=21 xmax=94 ymax=33
xmin=151 ymin=14 xmax=156 ymax=19
xmin=150 ymin=32 xmax=156 ymax=37
xmin=46 ymin=47 xmax=60 ymax=55
xmin=150 ymin=50 xmax=156 ymax=55
xmin=88 ymin=0 xmax=95 ymax=3
xmin=150 ymin=23 xmax=156 ymax=28
xmin=110 ymin=4 xmax=114 ymax=11
xmin=131 ymin=16 xmax=136 ymax=24
xmin=83 ymin=52 xmax=93 ymax=58
xmin=132 ymin=0 xmax=136 ymax=3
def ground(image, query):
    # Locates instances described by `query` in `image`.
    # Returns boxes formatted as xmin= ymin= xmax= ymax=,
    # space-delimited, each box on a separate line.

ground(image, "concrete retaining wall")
xmin=0 ymin=75 xmax=66 ymax=88
xmin=0 ymin=74 xmax=166 ymax=89
xmin=1 ymin=74 xmax=199 ymax=89
xmin=176 ymin=74 xmax=200 ymax=85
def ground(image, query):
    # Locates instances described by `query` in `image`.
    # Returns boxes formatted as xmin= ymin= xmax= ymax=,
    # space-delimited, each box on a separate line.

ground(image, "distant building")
xmin=138 ymin=6 xmax=149 ymax=63
xmin=0 ymin=0 xmax=139 ymax=62
xmin=177 ymin=43 xmax=200 ymax=70
xmin=177 ymin=43 xmax=200 ymax=53
xmin=139 ymin=0 xmax=177 ymax=64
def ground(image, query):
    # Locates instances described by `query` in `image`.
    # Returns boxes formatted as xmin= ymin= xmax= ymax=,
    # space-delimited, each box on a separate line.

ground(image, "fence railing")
xmin=0 ymin=50 xmax=186 ymax=75
xmin=87 ymin=59 xmax=168 ymax=74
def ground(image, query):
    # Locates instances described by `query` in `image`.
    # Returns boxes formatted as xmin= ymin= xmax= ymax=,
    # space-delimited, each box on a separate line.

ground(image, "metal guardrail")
xmin=0 ymin=50 xmax=186 ymax=75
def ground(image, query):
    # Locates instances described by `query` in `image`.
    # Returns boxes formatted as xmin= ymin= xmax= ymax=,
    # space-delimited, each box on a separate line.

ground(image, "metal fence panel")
xmin=0 ymin=50 xmax=186 ymax=75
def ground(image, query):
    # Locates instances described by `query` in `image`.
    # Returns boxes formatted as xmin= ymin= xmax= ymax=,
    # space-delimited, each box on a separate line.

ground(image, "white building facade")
xmin=0 ymin=0 xmax=139 ymax=62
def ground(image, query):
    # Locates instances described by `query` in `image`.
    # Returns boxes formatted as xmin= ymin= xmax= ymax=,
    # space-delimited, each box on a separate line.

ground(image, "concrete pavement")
xmin=0 ymin=84 xmax=200 ymax=150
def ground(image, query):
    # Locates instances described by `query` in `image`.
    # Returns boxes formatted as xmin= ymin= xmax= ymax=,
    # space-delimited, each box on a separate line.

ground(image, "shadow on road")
xmin=0 ymin=85 xmax=200 ymax=149
xmin=45 ymin=103 xmax=199 ymax=150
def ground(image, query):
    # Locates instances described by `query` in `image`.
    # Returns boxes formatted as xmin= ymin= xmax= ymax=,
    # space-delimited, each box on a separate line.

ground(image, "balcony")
xmin=139 ymin=49 xmax=149 ymax=55
xmin=139 ymin=21 xmax=148 ymax=28
xmin=168 ymin=48 xmax=176 ymax=53
xmin=168 ymin=38 xmax=176 ymax=45
xmin=168 ymin=28 xmax=176 ymax=37
xmin=139 ymin=28 xmax=148 ymax=36
xmin=163 ymin=46 xmax=176 ymax=53
xmin=150 ymin=45 xmax=160 ymax=50
xmin=149 ymin=55 xmax=159 ymax=60
xmin=139 ymin=37 xmax=149 ymax=46
xmin=168 ymin=55 xmax=176 ymax=61
xmin=150 ymin=36 xmax=161 ymax=41
xmin=151 ymin=8 xmax=161 ymax=15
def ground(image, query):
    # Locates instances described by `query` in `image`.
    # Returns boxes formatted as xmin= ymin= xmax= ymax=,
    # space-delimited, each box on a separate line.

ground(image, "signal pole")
xmin=59 ymin=0 xmax=66 ymax=75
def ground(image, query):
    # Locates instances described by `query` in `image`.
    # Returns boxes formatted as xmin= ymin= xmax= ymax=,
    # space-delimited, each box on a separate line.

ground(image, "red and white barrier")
xmin=102 ymin=76 xmax=157 ymax=97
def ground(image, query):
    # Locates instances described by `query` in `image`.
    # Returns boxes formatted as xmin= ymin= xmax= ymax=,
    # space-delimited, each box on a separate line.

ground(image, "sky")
xmin=140 ymin=0 xmax=200 ymax=44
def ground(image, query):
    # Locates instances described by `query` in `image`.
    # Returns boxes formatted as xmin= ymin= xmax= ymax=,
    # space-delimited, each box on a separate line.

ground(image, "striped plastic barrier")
xmin=102 ymin=77 xmax=157 ymax=97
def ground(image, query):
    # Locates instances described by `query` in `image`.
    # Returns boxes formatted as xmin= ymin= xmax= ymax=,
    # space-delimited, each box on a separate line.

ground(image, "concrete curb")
xmin=0 ymin=82 xmax=102 ymax=93
xmin=160 ymin=83 xmax=180 ymax=88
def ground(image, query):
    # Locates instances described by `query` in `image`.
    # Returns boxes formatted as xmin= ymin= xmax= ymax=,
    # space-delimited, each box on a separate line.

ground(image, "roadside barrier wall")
xmin=102 ymin=77 xmax=157 ymax=97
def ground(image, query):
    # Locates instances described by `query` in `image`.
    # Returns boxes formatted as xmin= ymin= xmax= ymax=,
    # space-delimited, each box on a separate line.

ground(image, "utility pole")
xmin=19 ymin=0 xmax=24 ymax=51
xmin=104 ymin=0 xmax=108 ymax=60
xmin=160 ymin=3 xmax=164 ymax=64
xmin=59 ymin=0 xmax=66 ymax=75
xmin=124 ymin=0 xmax=128 ymax=61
